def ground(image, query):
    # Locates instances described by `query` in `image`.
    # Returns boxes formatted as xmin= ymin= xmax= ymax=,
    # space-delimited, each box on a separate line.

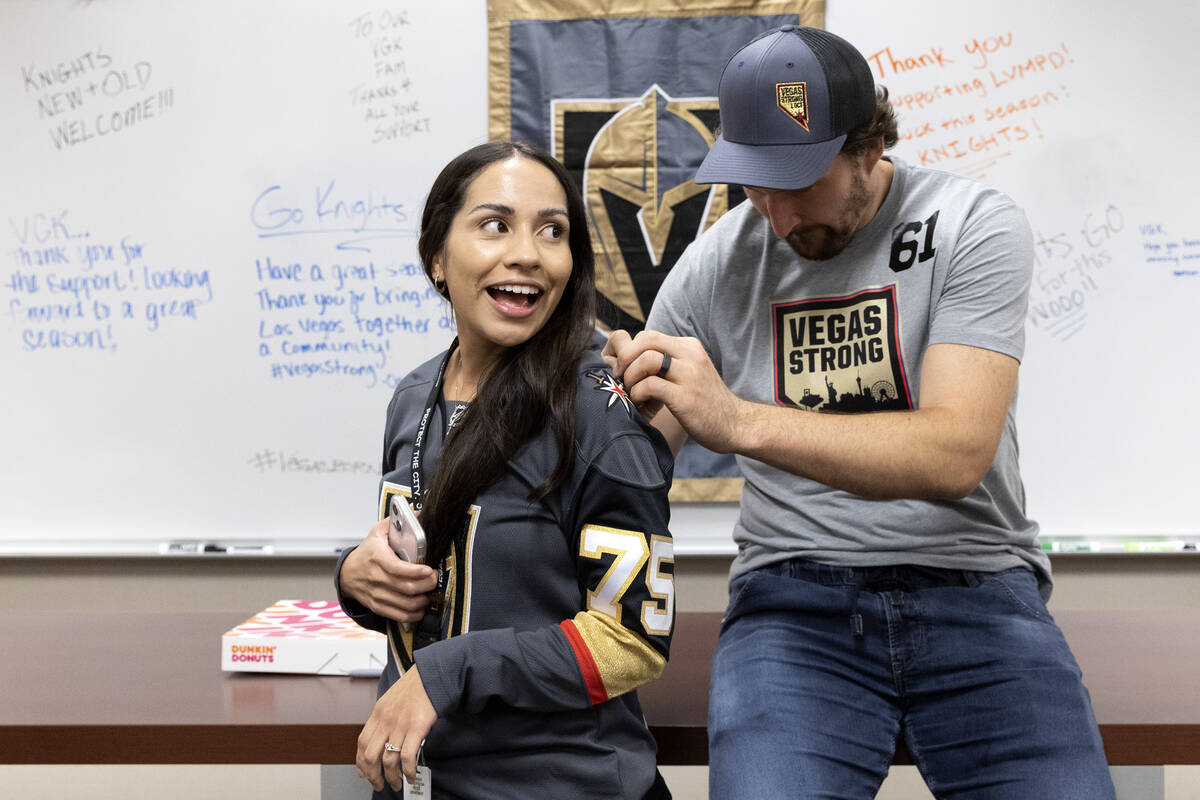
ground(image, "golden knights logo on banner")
xmin=556 ymin=86 xmax=729 ymax=332
xmin=488 ymin=0 xmax=824 ymax=499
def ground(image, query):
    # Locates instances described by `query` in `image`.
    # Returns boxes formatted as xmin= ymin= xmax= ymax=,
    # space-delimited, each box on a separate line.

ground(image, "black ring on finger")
xmin=656 ymin=352 xmax=672 ymax=380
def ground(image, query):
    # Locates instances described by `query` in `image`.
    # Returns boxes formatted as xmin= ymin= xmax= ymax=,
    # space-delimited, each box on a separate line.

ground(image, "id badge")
xmin=403 ymin=743 xmax=431 ymax=800
xmin=402 ymin=765 xmax=432 ymax=799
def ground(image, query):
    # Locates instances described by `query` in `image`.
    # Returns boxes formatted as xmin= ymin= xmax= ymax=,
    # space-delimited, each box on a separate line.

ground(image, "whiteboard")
xmin=824 ymin=0 xmax=1200 ymax=544
xmin=3 ymin=0 xmax=1198 ymax=556
xmin=0 ymin=0 xmax=487 ymax=554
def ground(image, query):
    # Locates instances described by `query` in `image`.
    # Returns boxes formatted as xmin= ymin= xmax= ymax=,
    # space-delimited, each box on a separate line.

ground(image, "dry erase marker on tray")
xmin=160 ymin=541 xmax=205 ymax=554
xmin=1042 ymin=540 xmax=1194 ymax=553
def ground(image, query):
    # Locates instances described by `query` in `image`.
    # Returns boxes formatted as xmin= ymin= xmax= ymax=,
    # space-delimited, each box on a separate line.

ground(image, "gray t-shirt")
xmin=648 ymin=157 xmax=1051 ymax=593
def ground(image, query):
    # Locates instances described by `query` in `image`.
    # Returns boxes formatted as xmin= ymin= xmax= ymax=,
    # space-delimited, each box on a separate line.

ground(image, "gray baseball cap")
xmin=695 ymin=25 xmax=876 ymax=190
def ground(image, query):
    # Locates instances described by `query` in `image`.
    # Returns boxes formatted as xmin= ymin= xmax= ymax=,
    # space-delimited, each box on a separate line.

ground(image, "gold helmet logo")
xmin=554 ymin=85 xmax=733 ymax=331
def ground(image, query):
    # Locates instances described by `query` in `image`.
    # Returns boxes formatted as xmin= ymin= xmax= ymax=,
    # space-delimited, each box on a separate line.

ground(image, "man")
xmin=605 ymin=25 xmax=1115 ymax=799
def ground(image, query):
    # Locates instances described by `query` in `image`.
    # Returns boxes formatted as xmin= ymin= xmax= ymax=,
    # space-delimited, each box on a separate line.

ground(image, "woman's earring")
xmin=434 ymin=277 xmax=446 ymax=293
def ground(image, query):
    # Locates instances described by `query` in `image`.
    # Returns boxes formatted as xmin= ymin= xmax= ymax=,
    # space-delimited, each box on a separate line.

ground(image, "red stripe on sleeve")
xmin=559 ymin=620 xmax=608 ymax=705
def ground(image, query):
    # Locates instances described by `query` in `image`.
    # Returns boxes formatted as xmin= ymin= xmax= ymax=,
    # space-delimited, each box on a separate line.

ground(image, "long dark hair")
xmin=417 ymin=141 xmax=596 ymax=565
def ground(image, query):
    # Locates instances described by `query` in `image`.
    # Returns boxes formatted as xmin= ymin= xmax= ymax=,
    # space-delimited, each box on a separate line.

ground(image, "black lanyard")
xmin=409 ymin=338 xmax=458 ymax=513
xmin=407 ymin=339 xmax=462 ymax=647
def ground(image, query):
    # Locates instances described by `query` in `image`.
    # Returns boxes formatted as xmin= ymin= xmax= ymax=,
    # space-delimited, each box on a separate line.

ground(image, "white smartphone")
xmin=388 ymin=495 xmax=427 ymax=564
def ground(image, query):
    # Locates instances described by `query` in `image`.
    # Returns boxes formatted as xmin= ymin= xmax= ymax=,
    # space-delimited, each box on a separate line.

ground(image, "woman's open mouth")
xmin=488 ymin=284 xmax=543 ymax=315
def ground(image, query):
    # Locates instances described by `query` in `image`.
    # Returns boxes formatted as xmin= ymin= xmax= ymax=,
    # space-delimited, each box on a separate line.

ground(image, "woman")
xmin=335 ymin=141 xmax=675 ymax=799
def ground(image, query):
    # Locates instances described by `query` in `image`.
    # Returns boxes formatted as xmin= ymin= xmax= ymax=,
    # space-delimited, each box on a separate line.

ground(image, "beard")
xmin=784 ymin=169 xmax=872 ymax=261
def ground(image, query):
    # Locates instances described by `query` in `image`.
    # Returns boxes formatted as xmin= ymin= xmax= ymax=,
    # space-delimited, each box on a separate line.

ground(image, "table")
xmin=2 ymin=610 xmax=1197 ymax=765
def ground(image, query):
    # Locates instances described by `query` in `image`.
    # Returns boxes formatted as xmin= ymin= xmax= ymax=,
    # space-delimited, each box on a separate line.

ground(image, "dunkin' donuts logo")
xmin=776 ymin=82 xmax=810 ymax=130
xmin=230 ymin=645 xmax=276 ymax=663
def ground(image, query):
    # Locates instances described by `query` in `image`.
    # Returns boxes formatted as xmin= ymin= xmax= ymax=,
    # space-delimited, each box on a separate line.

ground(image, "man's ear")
xmin=861 ymin=135 xmax=886 ymax=172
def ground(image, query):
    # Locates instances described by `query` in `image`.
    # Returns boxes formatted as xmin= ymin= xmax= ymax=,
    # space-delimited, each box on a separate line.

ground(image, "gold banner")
xmin=488 ymin=0 xmax=826 ymax=141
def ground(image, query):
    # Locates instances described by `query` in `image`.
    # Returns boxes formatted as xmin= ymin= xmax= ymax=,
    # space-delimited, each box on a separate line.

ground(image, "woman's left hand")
xmin=356 ymin=666 xmax=439 ymax=792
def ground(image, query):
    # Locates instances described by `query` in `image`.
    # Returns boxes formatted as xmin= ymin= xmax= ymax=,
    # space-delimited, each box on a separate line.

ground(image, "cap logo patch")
xmin=776 ymin=82 xmax=809 ymax=131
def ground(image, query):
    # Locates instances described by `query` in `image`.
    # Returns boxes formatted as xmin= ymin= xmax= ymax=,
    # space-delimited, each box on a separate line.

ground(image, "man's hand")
xmin=607 ymin=328 xmax=1018 ymax=500
xmin=604 ymin=329 xmax=743 ymax=455
xmin=340 ymin=519 xmax=438 ymax=623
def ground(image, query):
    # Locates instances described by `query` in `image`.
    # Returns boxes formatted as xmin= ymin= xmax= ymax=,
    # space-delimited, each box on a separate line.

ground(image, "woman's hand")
xmin=340 ymin=519 xmax=438 ymax=622
xmin=356 ymin=666 xmax=439 ymax=792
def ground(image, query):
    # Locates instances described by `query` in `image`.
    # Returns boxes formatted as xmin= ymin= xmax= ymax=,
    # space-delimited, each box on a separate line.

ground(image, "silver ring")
xmin=383 ymin=742 xmax=401 ymax=753
xmin=656 ymin=352 xmax=672 ymax=379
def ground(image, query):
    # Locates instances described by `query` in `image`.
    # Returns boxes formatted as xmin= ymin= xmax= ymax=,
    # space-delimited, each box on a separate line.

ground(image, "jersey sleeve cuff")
xmin=559 ymin=619 xmax=609 ymax=705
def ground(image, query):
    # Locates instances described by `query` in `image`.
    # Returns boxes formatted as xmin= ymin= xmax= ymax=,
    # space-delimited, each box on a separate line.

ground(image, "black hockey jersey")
xmin=337 ymin=347 xmax=675 ymax=799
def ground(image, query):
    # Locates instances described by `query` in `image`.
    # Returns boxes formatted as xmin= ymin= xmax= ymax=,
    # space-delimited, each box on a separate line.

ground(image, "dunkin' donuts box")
xmin=221 ymin=600 xmax=386 ymax=675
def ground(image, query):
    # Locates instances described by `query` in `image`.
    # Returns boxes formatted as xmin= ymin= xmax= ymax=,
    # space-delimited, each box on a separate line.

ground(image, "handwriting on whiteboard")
xmin=865 ymin=32 xmax=1075 ymax=180
xmin=1026 ymin=205 xmax=1122 ymax=342
xmin=5 ymin=210 xmax=212 ymax=351
xmin=250 ymin=180 xmax=452 ymax=389
xmin=246 ymin=448 xmax=376 ymax=476
xmin=1139 ymin=223 xmax=1200 ymax=278
xmin=347 ymin=9 xmax=432 ymax=145
xmin=19 ymin=49 xmax=175 ymax=151
xmin=250 ymin=180 xmax=415 ymax=250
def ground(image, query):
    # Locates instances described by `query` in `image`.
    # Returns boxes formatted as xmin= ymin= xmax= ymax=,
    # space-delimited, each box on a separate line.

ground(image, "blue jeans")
xmin=708 ymin=560 xmax=1115 ymax=799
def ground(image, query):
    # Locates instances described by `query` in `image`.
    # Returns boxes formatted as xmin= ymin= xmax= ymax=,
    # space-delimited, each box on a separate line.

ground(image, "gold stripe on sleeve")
xmin=570 ymin=610 xmax=666 ymax=700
